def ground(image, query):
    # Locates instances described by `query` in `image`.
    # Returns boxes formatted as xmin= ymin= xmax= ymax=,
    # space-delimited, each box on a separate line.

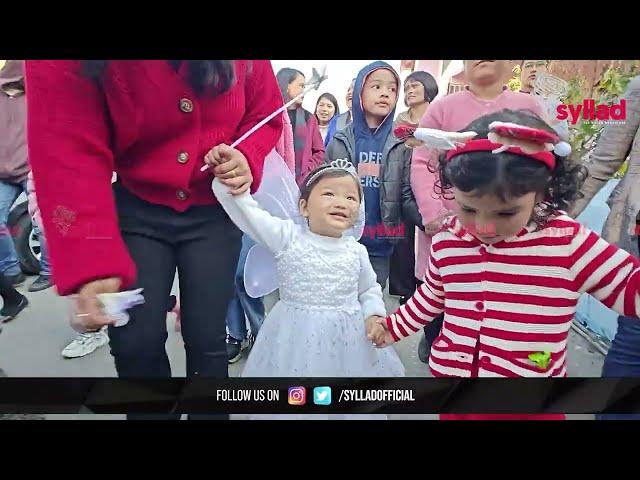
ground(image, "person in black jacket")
xmin=325 ymin=61 xmax=421 ymax=288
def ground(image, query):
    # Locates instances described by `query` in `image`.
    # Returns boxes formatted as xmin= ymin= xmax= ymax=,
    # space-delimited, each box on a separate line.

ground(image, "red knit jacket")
xmin=25 ymin=60 xmax=283 ymax=295
xmin=386 ymin=215 xmax=640 ymax=378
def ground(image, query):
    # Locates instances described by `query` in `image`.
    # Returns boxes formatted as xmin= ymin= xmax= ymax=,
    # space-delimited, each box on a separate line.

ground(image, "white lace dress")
xmin=212 ymin=180 xmax=405 ymax=419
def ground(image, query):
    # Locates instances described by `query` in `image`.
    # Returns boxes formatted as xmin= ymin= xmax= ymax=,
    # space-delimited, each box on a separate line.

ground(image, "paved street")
xmin=0 ymin=275 xmax=604 ymax=420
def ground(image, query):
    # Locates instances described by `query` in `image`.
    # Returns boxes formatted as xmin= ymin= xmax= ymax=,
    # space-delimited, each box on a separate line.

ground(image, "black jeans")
xmin=389 ymin=224 xmax=417 ymax=298
xmin=109 ymin=184 xmax=242 ymax=420
xmin=415 ymin=278 xmax=444 ymax=351
xmin=595 ymin=315 xmax=640 ymax=420
xmin=369 ymin=255 xmax=391 ymax=290
xmin=595 ymin=237 xmax=640 ymax=420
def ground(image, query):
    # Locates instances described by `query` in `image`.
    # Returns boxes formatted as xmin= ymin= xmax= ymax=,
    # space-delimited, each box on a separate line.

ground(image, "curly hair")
xmin=81 ymin=60 xmax=236 ymax=96
xmin=431 ymin=109 xmax=587 ymax=225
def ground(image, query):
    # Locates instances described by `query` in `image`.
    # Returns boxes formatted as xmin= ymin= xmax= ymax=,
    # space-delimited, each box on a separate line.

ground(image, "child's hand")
xmin=366 ymin=316 xmax=395 ymax=348
xmin=365 ymin=316 xmax=382 ymax=342
xmin=205 ymin=144 xmax=253 ymax=195
xmin=374 ymin=328 xmax=396 ymax=348
xmin=423 ymin=220 xmax=442 ymax=236
xmin=369 ymin=324 xmax=389 ymax=347
xmin=404 ymin=137 xmax=425 ymax=149
xmin=366 ymin=317 xmax=384 ymax=344
xmin=423 ymin=211 xmax=454 ymax=236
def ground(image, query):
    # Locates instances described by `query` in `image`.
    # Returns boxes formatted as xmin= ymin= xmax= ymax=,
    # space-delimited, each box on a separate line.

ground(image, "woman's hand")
xmin=71 ymin=277 xmax=121 ymax=332
xmin=205 ymin=144 xmax=253 ymax=195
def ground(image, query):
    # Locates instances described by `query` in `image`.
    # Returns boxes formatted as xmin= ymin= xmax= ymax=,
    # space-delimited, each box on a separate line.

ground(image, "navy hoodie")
xmin=351 ymin=61 xmax=400 ymax=257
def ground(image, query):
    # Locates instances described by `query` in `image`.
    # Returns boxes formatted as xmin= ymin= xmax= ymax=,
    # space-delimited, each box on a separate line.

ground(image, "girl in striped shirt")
xmin=369 ymin=108 xmax=640 ymax=419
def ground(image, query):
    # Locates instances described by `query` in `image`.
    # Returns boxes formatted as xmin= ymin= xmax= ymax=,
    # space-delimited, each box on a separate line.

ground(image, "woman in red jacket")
xmin=25 ymin=60 xmax=283 ymax=419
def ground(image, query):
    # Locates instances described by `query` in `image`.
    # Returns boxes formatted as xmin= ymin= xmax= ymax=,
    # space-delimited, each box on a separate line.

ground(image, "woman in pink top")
xmin=411 ymin=60 xmax=545 ymax=362
xmin=276 ymin=110 xmax=296 ymax=173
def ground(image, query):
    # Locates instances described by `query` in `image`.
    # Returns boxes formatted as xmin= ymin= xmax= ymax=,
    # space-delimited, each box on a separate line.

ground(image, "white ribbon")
xmin=98 ymin=288 xmax=145 ymax=327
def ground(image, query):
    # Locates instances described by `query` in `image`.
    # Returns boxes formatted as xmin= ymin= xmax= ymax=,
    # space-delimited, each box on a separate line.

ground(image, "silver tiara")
xmin=306 ymin=159 xmax=358 ymax=186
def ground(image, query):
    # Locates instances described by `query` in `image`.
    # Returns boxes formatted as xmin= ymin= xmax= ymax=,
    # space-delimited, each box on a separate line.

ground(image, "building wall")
xmin=416 ymin=60 xmax=442 ymax=81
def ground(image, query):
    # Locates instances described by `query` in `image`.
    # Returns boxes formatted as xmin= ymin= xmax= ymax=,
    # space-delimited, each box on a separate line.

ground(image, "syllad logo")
xmin=557 ymin=99 xmax=626 ymax=125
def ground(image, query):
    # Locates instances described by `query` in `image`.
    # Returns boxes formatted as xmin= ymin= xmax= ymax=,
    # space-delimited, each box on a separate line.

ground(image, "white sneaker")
xmin=62 ymin=330 xmax=110 ymax=359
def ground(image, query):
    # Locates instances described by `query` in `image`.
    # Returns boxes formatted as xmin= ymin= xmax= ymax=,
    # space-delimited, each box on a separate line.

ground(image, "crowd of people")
xmin=1 ymin=58 xmax=640 ymax=420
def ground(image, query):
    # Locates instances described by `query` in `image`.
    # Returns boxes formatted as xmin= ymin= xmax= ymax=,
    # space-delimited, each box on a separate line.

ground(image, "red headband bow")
xmin=445 ymin=139 xmax=557 ymax=170
xmin=446 ymin=122 xmax=560 ymax=170
xmin=393 ymin=122 xmax=563 ymax=171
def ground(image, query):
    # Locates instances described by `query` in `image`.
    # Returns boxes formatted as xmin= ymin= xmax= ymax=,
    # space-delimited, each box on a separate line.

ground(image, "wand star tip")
xmin=307 ymin=65 xmax=328 ymax=90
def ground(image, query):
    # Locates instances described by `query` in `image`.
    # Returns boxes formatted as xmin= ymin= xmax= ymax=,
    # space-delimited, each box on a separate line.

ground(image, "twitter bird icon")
xmin=313 ymin=386 xmax=332 ymax=406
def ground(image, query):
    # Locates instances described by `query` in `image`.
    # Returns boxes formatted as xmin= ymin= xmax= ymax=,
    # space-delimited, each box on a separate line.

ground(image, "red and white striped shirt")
xmin=386 ymin=214 xmax=640 ymax=378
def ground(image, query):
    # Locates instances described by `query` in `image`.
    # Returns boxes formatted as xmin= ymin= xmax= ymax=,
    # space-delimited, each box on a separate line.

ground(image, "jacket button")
xmin=179 ymin=98 xmax=194 ymax=113
xmin=176 ymin=190 xmax=188 ymax=201
xmin=177 ymin=151 xmax=189 ymax=164
xmin=475 ymin=301 xmax=485 ymax=311
xmin=479 ymin=246 xmax=486 ymax=255
xmin=480 ymin=356 xmax=491 ymax=364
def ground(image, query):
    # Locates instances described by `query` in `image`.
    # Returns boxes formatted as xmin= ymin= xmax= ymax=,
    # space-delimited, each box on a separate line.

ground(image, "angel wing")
xmin=306 ymin=65 xmax=328 ymax=91
xmin=252 ymin=149 xmax=304 ymax=224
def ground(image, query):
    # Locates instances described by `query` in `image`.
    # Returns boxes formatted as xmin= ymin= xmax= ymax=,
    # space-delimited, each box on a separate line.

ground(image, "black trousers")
xmin=415 ymin=278 xmax=445 ymax=350
xmin=109 ymin=184 xmax=242 ymax=419
xmin=369 ymin=255 xmax=391 ymax=290
xmin=389 ymin=223 xmax=417 ymax=298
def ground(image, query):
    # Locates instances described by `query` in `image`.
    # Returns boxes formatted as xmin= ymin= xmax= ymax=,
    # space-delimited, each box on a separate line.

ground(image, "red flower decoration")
xmin=393 ymin=124 xmax=416 ymax=141
xmin=52 ymin=205 xmax=76 ymax=236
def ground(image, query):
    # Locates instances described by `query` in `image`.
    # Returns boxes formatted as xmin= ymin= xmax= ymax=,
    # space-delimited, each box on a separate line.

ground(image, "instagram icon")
xmin=288 ymin=386 xmax=307 ymax=406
